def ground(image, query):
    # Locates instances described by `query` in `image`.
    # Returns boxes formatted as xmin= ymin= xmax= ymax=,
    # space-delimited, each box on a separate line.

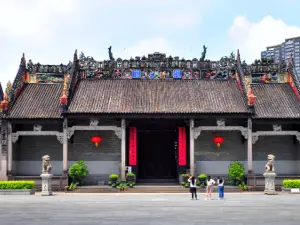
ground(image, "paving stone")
xmin=0 ymin=193 xmax=299 ymax=225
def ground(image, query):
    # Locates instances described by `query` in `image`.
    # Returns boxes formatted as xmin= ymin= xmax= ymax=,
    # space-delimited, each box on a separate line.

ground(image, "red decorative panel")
xmin=129 ymin=127 xmax=137 ymax=166
xmin=178 ymin=127 xmax=187 ymax=166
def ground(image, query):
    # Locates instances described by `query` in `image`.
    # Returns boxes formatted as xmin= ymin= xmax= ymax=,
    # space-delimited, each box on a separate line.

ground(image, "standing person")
xmin=188 ymin=175 xmax=197 ymax=200
xmin=205 ymin=176 xmax=215 ymax=200
xmin=217 ymin=177 xmax=224 ymax=200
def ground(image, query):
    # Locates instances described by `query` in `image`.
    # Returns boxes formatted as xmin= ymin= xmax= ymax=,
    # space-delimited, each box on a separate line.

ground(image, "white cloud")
xmin=228 ymin=15 xmax=300 ymax=63
xmin=0 ymin=0 xmax=78 ymax=41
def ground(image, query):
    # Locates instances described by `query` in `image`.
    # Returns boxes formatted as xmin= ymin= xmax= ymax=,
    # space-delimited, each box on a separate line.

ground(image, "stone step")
xmin=72 ymin=185 xmax=243 ymax=193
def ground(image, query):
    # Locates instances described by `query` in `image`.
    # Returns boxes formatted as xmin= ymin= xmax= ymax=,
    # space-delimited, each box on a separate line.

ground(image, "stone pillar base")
xmin=40 ymin=173 xmax=53 ymax=196
xmin=0 ymin=159 xmax=8 ymax=181
xmin=263 ymin=172 xmax=277 ymax=195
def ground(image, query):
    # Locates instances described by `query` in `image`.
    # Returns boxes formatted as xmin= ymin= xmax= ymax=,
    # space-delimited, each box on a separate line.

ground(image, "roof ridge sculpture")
xmin=235 ymin=50 xmax=257 ymax=110
xmin=60 ymin=50 xmax=79 ymax=115
xmin=0 ymin=53 xmax=26 ymax=115
xmin=287 ymin=57 xmax=300 ymax=100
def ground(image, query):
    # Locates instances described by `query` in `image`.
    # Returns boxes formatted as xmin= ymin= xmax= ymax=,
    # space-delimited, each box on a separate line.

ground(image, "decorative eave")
xmin=60 ymin=50 xmax=79 ymax=114
xmin=0 ymin=54 xmax=26 ymax=116
xmin=234 ymin=50 xmax=255 ymax=110
xmin=287 ymin=57 xmax=300 ymax=100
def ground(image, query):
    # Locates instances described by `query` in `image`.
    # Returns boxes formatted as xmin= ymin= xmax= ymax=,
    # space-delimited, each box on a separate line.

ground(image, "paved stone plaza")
xmin=0 ymin=193 xmax=299 ymax=225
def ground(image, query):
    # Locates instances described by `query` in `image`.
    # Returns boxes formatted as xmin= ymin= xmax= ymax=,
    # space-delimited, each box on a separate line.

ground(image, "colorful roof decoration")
xmin=1 ymin=48 xmax=300 ymax=119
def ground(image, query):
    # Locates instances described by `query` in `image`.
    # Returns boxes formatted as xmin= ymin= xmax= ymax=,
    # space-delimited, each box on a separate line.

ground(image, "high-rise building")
xmin=261 ymin=36 xmax=300 ymax=75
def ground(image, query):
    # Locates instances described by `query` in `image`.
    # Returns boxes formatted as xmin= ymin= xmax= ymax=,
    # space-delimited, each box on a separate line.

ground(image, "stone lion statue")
xmin=42 ymin=155 xmax=52 ymax=174
xmin=265 ymin=154 xmax=275 ymax=173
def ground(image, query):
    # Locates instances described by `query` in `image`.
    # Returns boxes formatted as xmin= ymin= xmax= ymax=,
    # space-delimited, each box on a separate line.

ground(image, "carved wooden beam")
xmin=193 ymin=126 xmax=248 ymax=139
xmin=11 ymin=131 xmax=63 ymax=144
xmin=252 ymin=131 xmax=300 ymax=144
xmin=67 ymin=126 xmax=122 ymax=139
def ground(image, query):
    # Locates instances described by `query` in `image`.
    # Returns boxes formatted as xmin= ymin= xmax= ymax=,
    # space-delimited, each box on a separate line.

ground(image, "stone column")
xmin=7 ymin=122 xmax=12 ymax=176
xmin=0 ymin=120 xmax=7 ymax=180
xmin=247 ymin=118 xmax=253 ymax=175
xmin=190 ymin=119 xmax=195 ymax=176
xmin=0 ymin=120 xmax=8 ymax=180
xmin=62 ymin=118 xmax=68 ymax=174
xmin=121 ymin=119 xmax=126 ymax=180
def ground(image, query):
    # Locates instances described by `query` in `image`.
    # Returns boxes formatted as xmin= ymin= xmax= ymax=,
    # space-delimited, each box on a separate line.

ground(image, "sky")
xmin=1 ymin=0 xmax=300 ymax=86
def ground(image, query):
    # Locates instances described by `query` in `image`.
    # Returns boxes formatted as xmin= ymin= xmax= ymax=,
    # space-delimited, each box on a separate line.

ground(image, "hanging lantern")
xmin=248 ymin=93 xmax=257 ymax=106
xmin=91 ymin=136 xmax=102 ymax=147
xmin=60 ymin=93 xmax=68 ymax=105
xmin=213 ymin=136 xmax=224 ymax=148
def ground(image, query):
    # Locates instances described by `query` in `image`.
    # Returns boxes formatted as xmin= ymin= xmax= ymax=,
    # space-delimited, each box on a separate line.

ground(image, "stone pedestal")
xmin=263 ymin=172 xmax=277 ymax=195
xmin=40 ymin=173 xmax=53 ymax=196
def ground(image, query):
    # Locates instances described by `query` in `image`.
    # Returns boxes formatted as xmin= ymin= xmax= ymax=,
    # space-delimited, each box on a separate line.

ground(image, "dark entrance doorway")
xmin=134 ymin=119 xmax=181 ymax=181
xmin=138 ymin=130 xmax=177 ymax=179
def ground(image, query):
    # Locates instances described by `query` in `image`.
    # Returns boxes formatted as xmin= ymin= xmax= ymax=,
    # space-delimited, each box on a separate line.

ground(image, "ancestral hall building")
xmin=0 ymin=48 xmax=300 ymax=187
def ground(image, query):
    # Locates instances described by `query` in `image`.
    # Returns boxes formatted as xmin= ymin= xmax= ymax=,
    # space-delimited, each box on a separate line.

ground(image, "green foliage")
xmin=126 ymin=172 xmax=135 ymax=177
xmin=109 ymin=174 xmax=119 ymax=179
xmin=117 ymin=181 xmax=128 ymax=191
xmin=132 ymin=182 xmax=136 ymax=186
xmin=181 ymin=174 xmax=189 ymax=177
xmin=108 ymin=181 xmax=112 ymax=186
xmin=196 ymin=181 xmax=201 ymax=186
xmin=129 ymin=184 xmax=133 ymax=188
xmin=180 ymin=181 xmax=186 ymax=186
xmin=68 ymin=182 xmax=79 ymax=191
xmin=228 ymin=161 xmax=245 ymax=183
xmin=185 ymin=183 xmax=189 ymax=188
xmin=68 ymin=160 xmax=89 ymax=185
xmin=0 ymin=181 xmax=35 ymax=189
xmin=283 ymin=180 xmax=300 ymax=188
xmin=238 ymin=182 xmax=247 ymax=191
xmin=112 ymin=183 xmax=116 ymax=188
xmin=198 ymin=174 xmax=208 ymax=179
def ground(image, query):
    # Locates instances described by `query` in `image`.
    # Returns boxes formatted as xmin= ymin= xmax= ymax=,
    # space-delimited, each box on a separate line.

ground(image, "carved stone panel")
xmin=33 ymin=125 xmax=42 ymax=131
xmin=217 ymin=119 xmax=225 ymax=127
xmin=272 ymin=124 xmax=282 ymax=131
xmin=90 ymin=120 xmax=99 ymax=126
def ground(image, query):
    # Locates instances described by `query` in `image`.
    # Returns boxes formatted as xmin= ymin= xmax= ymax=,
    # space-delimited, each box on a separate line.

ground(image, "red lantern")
xmin=248 ymin=93 xmax=256 ymax=105
xmin=60 ymin=94 xmax=68 ymax=105
xmin=213 ymin=136 xmax=224 ymax=148
xmin=91 ymin=136 xmax=102 ymax=147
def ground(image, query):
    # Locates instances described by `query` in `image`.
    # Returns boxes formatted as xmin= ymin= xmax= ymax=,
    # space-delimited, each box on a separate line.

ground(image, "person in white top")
xmin=205 ymin=176 xmax=215 ymax=200
xmin=188 ymin=176 xmax=197 ymax=200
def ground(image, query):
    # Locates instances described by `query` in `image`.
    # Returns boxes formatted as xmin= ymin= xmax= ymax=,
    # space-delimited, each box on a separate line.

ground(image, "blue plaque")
xmin=132 ymin=69 xmax=141 ymax=79
xmin=173 ymin=69 xmax=182 ymax=79
xmin=150 ymin=72 xmax=156 ymax=79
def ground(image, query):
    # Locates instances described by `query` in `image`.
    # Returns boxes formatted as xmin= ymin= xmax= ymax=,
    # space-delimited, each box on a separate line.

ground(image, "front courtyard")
xmin=0 ymin=193 xmax=299 ymax=225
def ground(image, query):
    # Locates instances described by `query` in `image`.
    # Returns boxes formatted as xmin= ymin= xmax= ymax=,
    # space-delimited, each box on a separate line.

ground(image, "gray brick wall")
xmin=253 ymin=136 xmax=297 ymax=160
xmin=12 ymin=136 xmax=63 ymax=176
xmin=68 ymin=130 xmax=121 ymax=185
xmin=195 ymin=131 xmax=246 ymax=161
xmin=69 ymin=131 xmax=121 ymax=161
xmin=14 ymin=136 xmax=63 ymax=161
xmin=195 ymin=131 xmax=300 ymax=175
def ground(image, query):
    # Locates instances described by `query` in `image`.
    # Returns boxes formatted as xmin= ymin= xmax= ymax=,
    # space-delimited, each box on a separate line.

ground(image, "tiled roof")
xmin=8 ymin=83 xmax=63 ymax=119
xmin=252 ymin=83 xmax=300 ymax=118
xmin=68 ymin=79 xmax=248 ymax=114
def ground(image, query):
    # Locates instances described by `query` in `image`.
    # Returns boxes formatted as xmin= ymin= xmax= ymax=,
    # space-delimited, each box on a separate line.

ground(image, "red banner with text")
xmin=178 ymin=127 xmax=187 ymax=166
xmin=129 ymin=127 xmax=137 ymax=166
